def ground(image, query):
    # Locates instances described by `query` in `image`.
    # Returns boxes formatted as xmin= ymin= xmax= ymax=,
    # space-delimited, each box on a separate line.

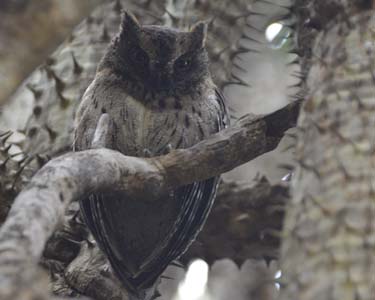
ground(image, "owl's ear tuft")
xmin=190 ymin=21 xmax=208 ymax=48
xmin=120 ymin=11 xmax=140 ymax=35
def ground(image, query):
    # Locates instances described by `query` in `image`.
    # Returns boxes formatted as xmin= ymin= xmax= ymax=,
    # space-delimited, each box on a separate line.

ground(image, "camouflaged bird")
xmin=73 ymin=11 xmax=228 ymax=300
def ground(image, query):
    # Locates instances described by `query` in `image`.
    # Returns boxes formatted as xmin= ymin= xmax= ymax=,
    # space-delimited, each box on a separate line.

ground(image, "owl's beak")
xmin=149 ymin=66 xmax=172 ymax=91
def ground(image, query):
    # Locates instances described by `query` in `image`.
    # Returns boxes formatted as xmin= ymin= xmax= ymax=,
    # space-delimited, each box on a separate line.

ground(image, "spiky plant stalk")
xmin=280 ymin=1 xmax=375 ymax=300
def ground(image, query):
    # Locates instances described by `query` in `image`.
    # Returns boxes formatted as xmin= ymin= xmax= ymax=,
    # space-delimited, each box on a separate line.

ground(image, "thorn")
xmin=287 ymin=57 xmax=300 ymax=66
xmin=45 ymin=57 xmax=56 ymax=66
xmin=222 ymin=80 xmax=250 ymax=88
xmin=67 ymin=33 xmax=75 ymax=43
xmin=278 ymin=164 xmax=294 ymax=172
xmin=284 ymin=132 xmax=298 ymax=140
xmin=142 ymin=0 xmax=153 ymax=8
xmin=289 ymin=48 xmax=303 ymax=57
xmin=33 ymin=105 xmax=42 ymax=117
xmin=230 ymin=46 xmax=259 ymax=60
xmin=71 ymin=52 xmax=83 ymax=75
xmin=281 ymin=143 xmax=295 ymax=152
xmin=101 ymin=25 xmax=110 ymax=42
xmin=113 ymin=0 xmax=122 ymax=13
xmin=150 ymin=290 xmax=162 ymax=300
xmin=288 ymin=81 xmax=303 ymax=89
xmin=12 ymin=157 xmax=33 ymax=189
xmin=0 ymin=130 xmax=12 ymax=138
xmin=0 ymin=131 xmax=13 ymax=144
xmin=246 ymin=9 xmax=266 ymax=18
xmin=10 ymin=151 xmax=24 ymax=158
xmin=272 ymin=12 xmax=293 ymax=23
xmin=291 ymin=72 xmax=305 ymax=81
xmin=223 ymin=73 xmax=250 ymax=88
xmin=228 ymin=12 xmax=251 ymax=24
xmin=266 ymin=204 xmax=286 ymax=215
xmin=245 ymin=23 xmax=263 ymax=34
xmin=260 ymin=228 xmax=282 ymax=240
xmin=170 ymin=261 xmax=184 ymax=268
xmin=258 ymin=0 xmax=292 ymax=9
xmin=1 ymin=144 xmax=12 ymax=154
xmin=27 ymin=126 xmax=39 ymax=139
xmin=232 ymin=258 xmax=243 ymax=268
xmin=57 ymin=90 xmax=70 ymax=109
xmin=45 ymin=66 xmax=65 ymax=91
xmin=86 ymin=15 xmax=94 ymax=25
xmin=44 ymin=124 xmax=57 ymax=141
xmin=26 ymin=84 xmax=43 ymax=99
xmin=164 ymin=8 xmax=180 ymax=23
xmin=0 ymin=157 xmax=10 ymax=171
xmin=263 ymin=256 xmax=274 ymax=266
xmin=297 ymin=158 xmax=321 ymax=178
xmin=143 ymin=11 xmax=164 ymax=23
xmin=241 ymin=31 xmax=263 ymax=44
xmin=17 ymin=154 xmax=29 ymax=166
xmin=233 ymin=62 xmax=247 ymax=73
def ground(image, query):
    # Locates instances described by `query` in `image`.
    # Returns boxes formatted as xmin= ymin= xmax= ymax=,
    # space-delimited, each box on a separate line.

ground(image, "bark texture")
xmin=280 ymin=3 xmax=375 ymax=300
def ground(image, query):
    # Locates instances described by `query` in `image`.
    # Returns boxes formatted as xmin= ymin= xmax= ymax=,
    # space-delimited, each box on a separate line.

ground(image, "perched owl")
xmin=74 ymin=11 xmax=228 ymax=300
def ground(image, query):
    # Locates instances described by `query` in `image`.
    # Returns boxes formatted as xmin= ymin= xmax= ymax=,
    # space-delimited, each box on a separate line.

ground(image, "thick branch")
xmin=0 ymin=100 xmax=299 ymax=299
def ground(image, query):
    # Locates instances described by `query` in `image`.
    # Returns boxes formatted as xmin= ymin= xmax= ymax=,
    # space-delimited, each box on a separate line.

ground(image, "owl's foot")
xmin=163 ymin=143 xmax=173 ymax=154
xmin=100 ymin=263 xmax=111 ymax=277
xmin=143 ymin=148 xmax=153 ymax=157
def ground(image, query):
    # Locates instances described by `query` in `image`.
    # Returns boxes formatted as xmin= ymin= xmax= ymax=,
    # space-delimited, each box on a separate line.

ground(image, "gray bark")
xmin=280 ymin=2 xmax=375 ymax=300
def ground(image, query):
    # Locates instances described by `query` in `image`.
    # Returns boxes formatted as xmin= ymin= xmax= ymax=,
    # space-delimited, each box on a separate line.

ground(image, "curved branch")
xmin=0 ymin=100 xmax=299 ymax=299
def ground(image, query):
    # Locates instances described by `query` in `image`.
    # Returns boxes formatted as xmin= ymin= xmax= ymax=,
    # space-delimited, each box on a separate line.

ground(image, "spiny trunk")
xmin=280 ymin=2 xmax=375 ymax=300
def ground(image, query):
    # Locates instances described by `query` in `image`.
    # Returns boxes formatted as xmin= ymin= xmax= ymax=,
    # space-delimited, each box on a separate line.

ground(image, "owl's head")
xmin=101 ymin=12 xmax=210 ymax=95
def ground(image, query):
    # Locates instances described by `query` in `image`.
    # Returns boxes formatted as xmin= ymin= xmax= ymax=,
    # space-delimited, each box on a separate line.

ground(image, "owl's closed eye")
xmin=101 ymin=12 xmax=210 ymax=94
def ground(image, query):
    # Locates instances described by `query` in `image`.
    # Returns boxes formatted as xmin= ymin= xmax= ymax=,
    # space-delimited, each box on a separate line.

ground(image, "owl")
xmin=74 ymin=11 xmax=228 ymax=299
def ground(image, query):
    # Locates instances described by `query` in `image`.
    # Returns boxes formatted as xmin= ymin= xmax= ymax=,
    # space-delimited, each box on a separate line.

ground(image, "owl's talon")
xmin=164 ymin=144 xmax=173 ymax=154
xmin=143 ymin=148 xmax=152 ymax=157
xmin=100 ymin=264 xmax=111 ymax=276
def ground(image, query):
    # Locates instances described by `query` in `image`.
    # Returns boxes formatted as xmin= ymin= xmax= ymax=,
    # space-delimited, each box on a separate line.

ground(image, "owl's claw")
xmin=143 ymin=148 xmax=153 ymax=157
xmin=100 ymin=264 xmax=111 ymax=277
xmin=164 ymin=143 xmax=173 ymax=154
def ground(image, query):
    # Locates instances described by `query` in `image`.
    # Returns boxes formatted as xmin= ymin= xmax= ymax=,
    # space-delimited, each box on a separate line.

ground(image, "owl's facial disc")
xmin=115 ymin=12 xmax=210 ymax=94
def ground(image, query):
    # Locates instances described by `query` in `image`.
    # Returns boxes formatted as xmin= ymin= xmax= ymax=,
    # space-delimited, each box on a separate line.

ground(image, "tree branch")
xmin=0 ymin=100 xmax=299 ymax=299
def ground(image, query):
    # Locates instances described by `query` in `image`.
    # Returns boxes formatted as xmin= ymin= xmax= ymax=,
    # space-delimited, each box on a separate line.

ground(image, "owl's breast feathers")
xmin=74 ymin=71 xmax=229 ymax=296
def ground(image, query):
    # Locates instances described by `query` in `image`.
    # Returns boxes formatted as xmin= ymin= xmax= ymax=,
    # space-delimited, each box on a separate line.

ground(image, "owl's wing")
xmin=78 ymin=88 xmax=229 ymax=294
xmin=127 ymin=87 xmax=230 ymax=288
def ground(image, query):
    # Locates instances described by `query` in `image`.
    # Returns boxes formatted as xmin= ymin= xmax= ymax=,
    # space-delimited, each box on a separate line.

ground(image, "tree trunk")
xmin=280 ymin=1 xmax=375 ymax=300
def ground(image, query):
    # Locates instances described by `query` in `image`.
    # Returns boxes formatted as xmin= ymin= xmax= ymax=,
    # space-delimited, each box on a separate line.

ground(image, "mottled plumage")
xmin=74 ymin=12 xmax=228 ymax=299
